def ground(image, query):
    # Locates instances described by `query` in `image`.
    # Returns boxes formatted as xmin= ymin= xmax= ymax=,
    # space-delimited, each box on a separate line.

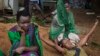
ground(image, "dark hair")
xmin=64 ymin=0 xmax=69 ymax=3
xmin=16 ymin=9 xmax=31 ymax=22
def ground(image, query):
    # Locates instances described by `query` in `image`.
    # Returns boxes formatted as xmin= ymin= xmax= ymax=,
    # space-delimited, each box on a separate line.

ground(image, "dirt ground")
xmin=0 ymin=9 xmax=100 ymax=56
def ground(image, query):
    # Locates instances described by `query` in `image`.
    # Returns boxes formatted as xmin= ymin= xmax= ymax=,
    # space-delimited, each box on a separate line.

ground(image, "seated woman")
xmin=8 ymin=9 xmax=43 ymax=56
xmin=40 ymin=0 xmax=99 ymax=56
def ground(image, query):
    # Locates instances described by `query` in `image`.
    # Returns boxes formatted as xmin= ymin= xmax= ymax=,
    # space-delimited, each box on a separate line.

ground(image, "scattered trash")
xmin=86 ymin=12 xmax=95 ymax=15
xmin=97 ymin=15 xmax=100 ymax=18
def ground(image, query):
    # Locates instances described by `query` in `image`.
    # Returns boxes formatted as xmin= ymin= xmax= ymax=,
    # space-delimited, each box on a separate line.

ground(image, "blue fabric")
xmin=74 ymin=48 xmax=81 ymax=56
xmin=68 ymin=0 xmax=86 ymax=8
xmin=30 ymin=0 xmax=44 ymax=9
xmin=30 ymin=0 xmax=39 ymax=4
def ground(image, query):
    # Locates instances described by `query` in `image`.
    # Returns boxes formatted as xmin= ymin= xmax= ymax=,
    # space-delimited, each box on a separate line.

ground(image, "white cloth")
xmin=57 ymin=32 xmax=80 ymax=47
xmin=68 ymin=33 xmax=80 ymax=46
xmin=57 ymin=33 xmax=64 ymax=42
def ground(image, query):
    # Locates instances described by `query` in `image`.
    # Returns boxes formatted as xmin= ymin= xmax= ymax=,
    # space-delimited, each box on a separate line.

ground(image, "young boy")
xmin=8 ymin=9 xmax=43 ymax=56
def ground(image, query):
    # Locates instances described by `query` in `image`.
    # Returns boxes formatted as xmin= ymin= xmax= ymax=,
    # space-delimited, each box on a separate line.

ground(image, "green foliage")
xmin=31 ymin=16 xmax=46 ymax=26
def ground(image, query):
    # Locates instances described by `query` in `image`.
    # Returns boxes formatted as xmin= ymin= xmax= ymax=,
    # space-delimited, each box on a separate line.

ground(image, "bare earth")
xmin=0 ymin=9 xmax=100 ymax=56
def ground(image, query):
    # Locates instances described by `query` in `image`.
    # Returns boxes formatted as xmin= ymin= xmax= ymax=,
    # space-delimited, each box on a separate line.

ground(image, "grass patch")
xmin=31 ymin=16 xmax=46 ymax=26
xmin=5 ymin=18 xmax=16 ymax=23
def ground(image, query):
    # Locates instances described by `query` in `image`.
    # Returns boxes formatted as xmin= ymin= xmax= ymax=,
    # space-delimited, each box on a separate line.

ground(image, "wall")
xmin=0 ymin=0 xmax=3 ymax=10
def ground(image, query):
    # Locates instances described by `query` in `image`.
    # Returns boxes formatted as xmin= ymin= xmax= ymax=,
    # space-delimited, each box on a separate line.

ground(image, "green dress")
xmin=49 ymin=0 xmax=77 ymax=41
xmin=49 ymin=0 xmax=87 ymax=56
xmin=8 ymin=24 xmax=43 ymax=56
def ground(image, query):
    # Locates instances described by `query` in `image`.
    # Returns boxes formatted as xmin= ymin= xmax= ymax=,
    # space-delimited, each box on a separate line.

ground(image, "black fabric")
xmin=74 ymin=47 xmax=81 ymax=56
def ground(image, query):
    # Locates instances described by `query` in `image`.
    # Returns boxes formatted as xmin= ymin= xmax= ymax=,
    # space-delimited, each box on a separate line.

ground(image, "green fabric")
xmin=34 ymin=26 xmax=43 ymax=56
xmin=49 ymin=0 xmax=77 ymax=40
xmin=8 ymin=25 xmax=43 ymax=56
xmin=0 ymin=49 xmax=4 ymax=56
xmin=8 ymin=31 xmax=34 ymax=47
xmin=57 ymin=0 xmax=69 ymax=25
xmin=8 ymin=31 xmax=21 ymax=44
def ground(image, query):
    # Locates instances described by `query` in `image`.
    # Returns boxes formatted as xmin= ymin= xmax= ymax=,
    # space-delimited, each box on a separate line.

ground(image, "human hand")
xmin=14 ymin=47 xmax=25 ymax=54
xmin=17 ymin=26 xmax=25 ymax=33
xmin=55 ymin=44 xmax=65 ymax=54
xmin=17 ymin=26 xmax=25 ymax=36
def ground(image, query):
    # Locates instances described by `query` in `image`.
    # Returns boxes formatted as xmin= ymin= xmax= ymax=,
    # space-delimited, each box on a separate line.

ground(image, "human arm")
xmin=78 ymin=19 xmax=99 ymax=47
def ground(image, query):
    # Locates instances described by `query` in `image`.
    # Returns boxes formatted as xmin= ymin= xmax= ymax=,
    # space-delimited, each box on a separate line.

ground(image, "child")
xmin=8 ymin=9 xmax=43 ymax=56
